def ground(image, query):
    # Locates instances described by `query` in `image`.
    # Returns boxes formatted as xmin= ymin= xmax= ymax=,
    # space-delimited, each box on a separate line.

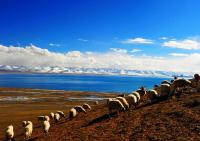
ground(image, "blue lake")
xmin=0 ymin=74 xmax=172 ymax=93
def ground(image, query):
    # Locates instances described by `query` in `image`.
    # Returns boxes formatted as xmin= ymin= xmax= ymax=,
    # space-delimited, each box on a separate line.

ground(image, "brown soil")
xmin=0 ymin=88 xmax=200 ymax=141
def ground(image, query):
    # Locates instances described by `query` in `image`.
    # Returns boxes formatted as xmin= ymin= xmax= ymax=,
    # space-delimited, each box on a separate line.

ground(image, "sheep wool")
xmin=5 ymin=125 xmax=14 ymax=141
xmin=132 ymin=91 xmax=140 ymax=101
xmin=82 ymin=103 xmax=92 ymax=111
xmin=125 ymin=94 xmax=137 ymax=107
xmin=54 ymin=113 xmax=60 ymax=122
xmin=24 ymin=121 xmax=33 ymax=139
xmin=107 ymin=99 xmax=125 ymax=114
xmin=50 ymin=112 xmax=54 ymax=119
xmin=57 ymin=111 xmax=65 ymax=118
xmin=42 ymin=120 xmax=50 ymax=134
xmin=74 ymin=106 xmax=87 ymax=114
xmin=116 ymin=97 xmax=129 ymax=110
xmin=69 ymin=108 xmax=77 ymax=119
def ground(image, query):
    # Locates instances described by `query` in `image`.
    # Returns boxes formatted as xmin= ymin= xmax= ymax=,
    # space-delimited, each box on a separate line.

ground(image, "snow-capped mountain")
xmin=0 ymin=65 xmax=193 ymax=78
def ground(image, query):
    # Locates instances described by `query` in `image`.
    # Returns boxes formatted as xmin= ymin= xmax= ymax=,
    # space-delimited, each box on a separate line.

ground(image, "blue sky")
xmin=0 ymin=0 xmax=200 ymax=72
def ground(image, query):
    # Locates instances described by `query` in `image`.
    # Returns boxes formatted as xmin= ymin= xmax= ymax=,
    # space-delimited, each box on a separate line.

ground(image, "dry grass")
xmin=0 ymin=88 xmax=200 ymax=140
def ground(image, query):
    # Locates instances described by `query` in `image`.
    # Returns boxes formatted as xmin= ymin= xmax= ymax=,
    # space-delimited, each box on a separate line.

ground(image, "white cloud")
xmin=49 ymin=43 xmax=62 ymax=47
xmin=161 ymin=37 xmax=167 ymax=40
xmin=121 ymin=37 xmax=154 ymax=44
xmin=169 ymin=53 xmax=189 ymax=57
xmin=162 ymin=39 xmax=200 ymax=50
xmin=0 ymin=44 xmax=200 ymax=72
xmin=78 ymin=38 xmax=88 ymax=42
xmin=110 ymin=48 xmax=127 ymax=53
xmin=130 ymin=49 xmax=142 ymax=53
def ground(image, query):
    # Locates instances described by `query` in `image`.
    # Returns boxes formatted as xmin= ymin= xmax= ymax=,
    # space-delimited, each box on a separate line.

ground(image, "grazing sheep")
xmin=69 ymin=108 xmax=77 ymax=120
xmin=146 ymin=89 xmax=159 ymax=102
xmin=107 ymin=99 xmax=125 ymax=114
xmin=74 ymin=106 xmax=87 ymax=114
xmin=22 ymin=121 xmax=27 ymax=127
xmin=54 ymin=113 xmax=60 ymax=122
xmin=136 ymin=86 xmax=147 ymax=96
xmin=50 ymin=112 xmax=54 ymax=119
xmin=94 ymin=101 xmax=99 ymax=105
xmin=124 ymin=94 xmax=137 ymax=108
xmin=42 ymin=120 xmax=50 ymax=134
xmin=57 ymin=111 xmax=65 ymax=118
xmin=170 ymin=78 xmax=192 ymax=94
xmin=24 ymin=121 xmax=33 ymax=139
xmin=132 ymin=91 xmax=140 ymax=102
xmin=116 ymin=97 xmax=129 ymax=110
xmin=44 ymin=115 xmax=50 ymax=122
xmin=5 ymin=125 xmax=14 ymax=141
xmin=82 ymin=103 xmax=92 ymax=111
xmin=160 ymin=83 xmax=170 ymax=97
xmin=161 ymin=80 xmax=171 ymax=85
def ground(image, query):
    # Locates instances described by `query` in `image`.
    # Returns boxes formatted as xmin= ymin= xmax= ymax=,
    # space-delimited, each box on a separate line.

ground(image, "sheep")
xmin=116 ymin=97 xmax=129 ymax=110
xmin=107 ymin=99 xmax=125 ymax=115
xmin=124 ymin=94 xmax=137 ymax=108
xmin=54 ymin=113 xmax=60 ymax=122
xmin=57 ymin=111 xmax=65 ymax=118
xmin=74 ymin=106 xmax=87 ymax=114
xmin=50 ymin=112 xmax=54 ymax=119
xmin=24 ymin=121 xmax=33 ymax=139
xmin=161 ymin=80 xmax=171 ymax=85
xmin=44 ymin=115 xmax=50 ymax=122
xmin=146 ymin=89 xmax=159 ymax=102
xmin=136 ymin=86 xmax=147 ymax=96
xmin=69 ymin=108 xmax=77 ymax=120
xmin=94 ymin=101 xmax=99 ymax=105
xmin=22 ymin=121 xmax=27 ymax=127
xmin=170 ymin=78 xmax=192 ymax=94
xmin=42 ymin=120 xmax=50 ymax=134
xmin=160 ymin=83 xmax=170 ymax=97
xmin=5 ymin=125 xmax=14 ymax=141
xmin=132 ymin=91 xmax=140 ymax=102
xmin=82 ymin=103 xmax=92 ymax=111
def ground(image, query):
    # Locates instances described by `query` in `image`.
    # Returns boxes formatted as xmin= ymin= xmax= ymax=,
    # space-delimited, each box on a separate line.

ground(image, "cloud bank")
xmin=162 ymin=39 xmax=200 ymax=50
xmin=0 ymin=44 xmax=199 ymax=73
xmin=121 ymin=37 xmax=154 ymax=44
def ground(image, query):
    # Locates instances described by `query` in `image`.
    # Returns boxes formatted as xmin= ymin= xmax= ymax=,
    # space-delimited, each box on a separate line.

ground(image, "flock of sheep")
xmin=5 ymin=103 xmax=92 ymax=141
xmin=4 ymin=73 xmax=200 ymax=141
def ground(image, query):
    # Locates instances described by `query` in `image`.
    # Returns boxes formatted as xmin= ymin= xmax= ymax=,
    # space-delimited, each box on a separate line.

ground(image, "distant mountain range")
xmin=0 ymin=65 xmax=193 ymax=78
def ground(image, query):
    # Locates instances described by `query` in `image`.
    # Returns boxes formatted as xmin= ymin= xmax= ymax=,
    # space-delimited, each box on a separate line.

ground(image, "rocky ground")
xmin=0 ymin=88 xmax=200 ymax=141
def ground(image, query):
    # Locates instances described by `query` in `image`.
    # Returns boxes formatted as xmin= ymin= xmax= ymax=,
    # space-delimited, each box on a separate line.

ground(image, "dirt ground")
xmin=0 ymin=88 xmax=200 ymax=141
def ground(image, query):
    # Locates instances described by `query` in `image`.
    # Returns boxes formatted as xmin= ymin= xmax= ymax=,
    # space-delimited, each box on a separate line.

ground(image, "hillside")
xmin=2 ymin=91 xmax=200 ymax=141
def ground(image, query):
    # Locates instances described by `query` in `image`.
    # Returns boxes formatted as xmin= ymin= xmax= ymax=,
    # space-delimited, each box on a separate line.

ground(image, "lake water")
xmin=0 ymin=74 xmax=172 ymax=93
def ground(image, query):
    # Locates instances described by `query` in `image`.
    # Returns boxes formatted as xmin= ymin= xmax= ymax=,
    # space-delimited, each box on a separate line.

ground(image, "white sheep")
xmin=107 ymin=99 xmax=125 ymax=115
xmin=116 ymin=97 xmax=129 ymax=110
xmin=132 ymin=91 xmax=140 ymax=102
xmin=69 ymin=108 xmax=77 ymax=120
xmin=57 ymin=111 xmax=65 ymax=118
xmin=146 ymin=89 xmax=159 ymax=101
xmin=125 ymin=94 xmax=137 ymax=108
xmin=54 ymin=113 xmax=60 ymax=122
xmin=160 ymin=83 xmax=170 ymax=97
xmin=42 ymin=120 xmax=50 ymax=134
xmin=170 ymin=78 xmax=192 ymax=94
xmin=44 ymin=115 xmax=50 ymax=122
xmin=82 ymin=103 xmax=92 ymax=111
xmin=74 ymin=106 xmax=87 ymax=114
xmin=24 ymin=121 xmax=33 ymax=139
xmin=50 ymin=112 xmax=54 ymax=119
xmin=5 ymin=125 xmax=14 ymax=141
xmin=22 ymin=121 xmax=27 ymax=127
